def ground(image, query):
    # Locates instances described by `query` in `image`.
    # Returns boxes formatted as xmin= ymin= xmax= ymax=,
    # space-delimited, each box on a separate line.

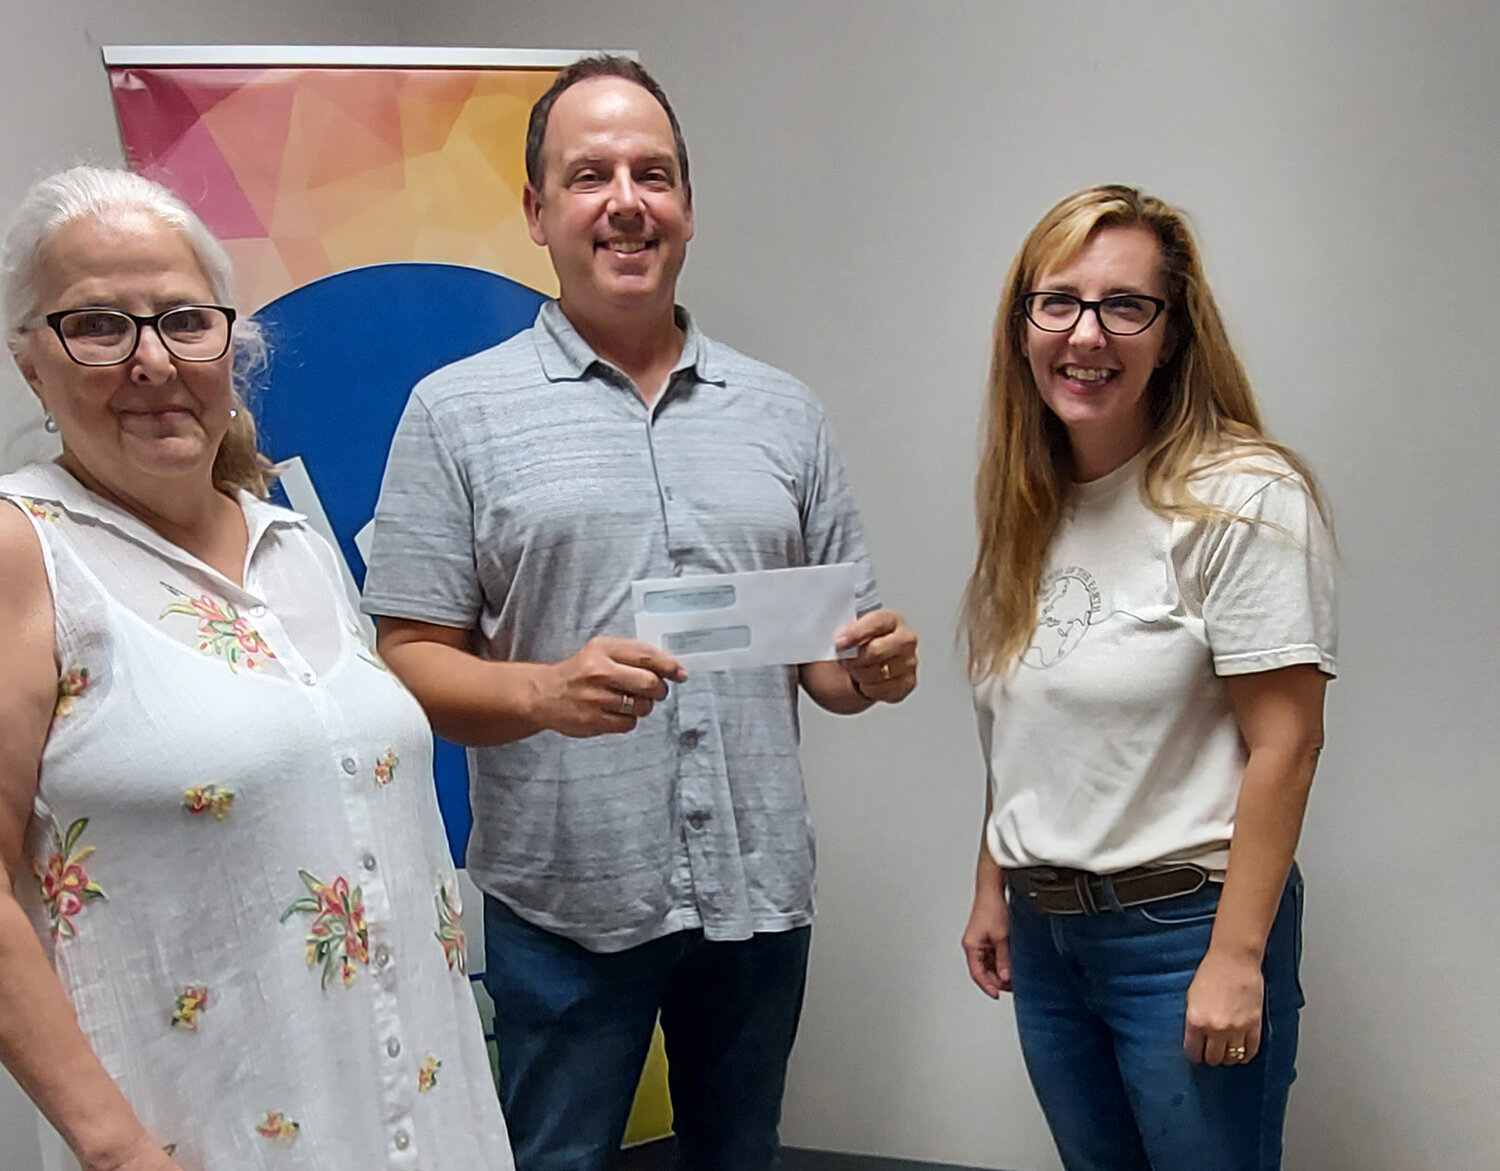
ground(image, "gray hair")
xmin=2 ymin=165 xmax=267 ymax=397
xmin=2 ymin=165 xmax=275 ymax=495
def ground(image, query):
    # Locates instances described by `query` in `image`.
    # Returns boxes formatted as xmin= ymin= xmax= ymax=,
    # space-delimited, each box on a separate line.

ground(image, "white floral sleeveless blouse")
xmin=0 ymin=463 xmax=513 ymax=1171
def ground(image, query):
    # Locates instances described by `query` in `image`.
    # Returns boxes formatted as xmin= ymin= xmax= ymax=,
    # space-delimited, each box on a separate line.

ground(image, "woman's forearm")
xmin=0 ymin=891 xmax=155 ymax=1170
xmin=1211 ymin=664 xmax=1326 ymax=962
xmin=1209 ymin=746 xmax=1317 ymax=962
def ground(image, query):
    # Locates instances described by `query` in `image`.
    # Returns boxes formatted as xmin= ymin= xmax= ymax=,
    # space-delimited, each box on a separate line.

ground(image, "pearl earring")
xmin=43 ymin=413 xmax=59 ymax=433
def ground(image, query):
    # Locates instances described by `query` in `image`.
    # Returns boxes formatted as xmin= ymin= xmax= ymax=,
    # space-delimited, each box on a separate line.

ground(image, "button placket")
xmin=231 ymin=565 xmax=269 ymax=623
xmin=236 ymin=549 xmax=425 ymax=1167
xmin=673 ymin=678 xmax=754 ymax=930
xmin=675 ymin=680 xmax=723 ymax=861
xmin=249 ymin=603 xmax=318 ymax=692
xmin=331 ymin=730 xmax=411 ymax=1168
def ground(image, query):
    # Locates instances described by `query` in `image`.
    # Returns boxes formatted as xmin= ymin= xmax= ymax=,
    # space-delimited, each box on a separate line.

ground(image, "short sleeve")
xmin=361 ymin=391 xmax=481 ymax=629
xmin=1198 ymin=471 xmax=1337 ymax=678
xmin=800 ymin=412 xmax=881 ymax=614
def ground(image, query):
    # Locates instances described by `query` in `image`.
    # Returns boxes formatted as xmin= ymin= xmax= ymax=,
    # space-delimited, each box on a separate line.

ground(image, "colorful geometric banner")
xmin=109 ymin=63 xmax=560 ymax=311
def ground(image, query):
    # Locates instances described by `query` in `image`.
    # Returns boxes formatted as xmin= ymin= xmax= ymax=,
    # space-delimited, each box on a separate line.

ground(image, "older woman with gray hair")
xmin=0 ymin=166 xmax=513 ymax=1171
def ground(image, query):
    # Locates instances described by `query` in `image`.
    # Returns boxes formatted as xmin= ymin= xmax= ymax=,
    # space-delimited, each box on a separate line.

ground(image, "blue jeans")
xmin=1008 ymin=868 xmax=1305 ymax=1171
xmin=483 ymin=896 xmax=811 ymax=1171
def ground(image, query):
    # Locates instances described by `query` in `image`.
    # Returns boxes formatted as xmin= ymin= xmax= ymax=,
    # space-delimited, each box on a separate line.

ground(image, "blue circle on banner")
xmin=253 ymin=262 xmax=549 ymax=865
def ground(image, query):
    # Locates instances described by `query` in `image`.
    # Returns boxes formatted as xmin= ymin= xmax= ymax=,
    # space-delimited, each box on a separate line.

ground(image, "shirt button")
xmin=301 ymin=670 xmax=317 ymax=687
xmin=679 ymin=729 xmax=700 ymax=749
xmin=375 ymin=944 xmax=392 ymax=968
xmin=386 ymin=1037 xmax=401 ymax=1058
xmin=248 ymin=604 xmax=266 ymax=618
xmin=686 ymin=811 xmax=708 ymax=830
xmin=341 ymin=757 xmax=357 ymax=775
xmin=362 ymin=853 xmax=377 ymax=872
xmin=394 ymin=1129 xmax=410 ymax=1151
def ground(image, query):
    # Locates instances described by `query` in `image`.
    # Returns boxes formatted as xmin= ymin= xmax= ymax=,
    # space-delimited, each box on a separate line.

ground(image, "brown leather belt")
xmin=1009 ymin=864 xmax=1210 ymax=915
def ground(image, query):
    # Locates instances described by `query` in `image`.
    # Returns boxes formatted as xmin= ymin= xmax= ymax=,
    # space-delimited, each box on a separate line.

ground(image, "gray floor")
xmin=619 ymin=1139 xmax=993 ymax=1170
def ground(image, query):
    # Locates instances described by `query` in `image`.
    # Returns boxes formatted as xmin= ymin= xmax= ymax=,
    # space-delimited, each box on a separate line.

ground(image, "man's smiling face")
xmin=524 ymin=76 xmax=693 ymax=326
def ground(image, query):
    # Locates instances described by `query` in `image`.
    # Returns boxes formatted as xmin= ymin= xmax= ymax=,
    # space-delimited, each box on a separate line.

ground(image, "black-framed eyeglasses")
xmin=37 ymin=305 xmax=237 ymax=367
xmin=1022 ymin=292 xmax=1166 ymax=337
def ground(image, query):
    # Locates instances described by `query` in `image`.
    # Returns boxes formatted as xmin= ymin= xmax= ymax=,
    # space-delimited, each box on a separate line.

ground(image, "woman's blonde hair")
xmin=2 ymin=166 xmax=273 ymax=497
xmin=963 ymin=184 xmax=1326 ymax=680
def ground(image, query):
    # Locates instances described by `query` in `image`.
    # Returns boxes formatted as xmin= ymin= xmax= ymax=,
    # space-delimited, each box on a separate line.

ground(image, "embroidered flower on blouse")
xmin=159 ymin=582 xmax=276 ymax=672
xmin=418 ymin=1055 xmax=442 ymax=1093
xmin=170 ymin=985 xmax=210 ymax=1031
xmin=373 ymin=749 xmax=398 ymax=787
xmin=281 ymin=871 xmax=370 ymax=989
xmin=183 ymin=785 xmax=235 ymax=820
xmin=255 ymin=1112 xmax=300 ymax=1143
xmin=36 ymin=818 xmax=105 ymax=939
xmin=54 ymin=668 xmax=90 ymax=717
xmin=17 ymin=497 xmax=60 ymax=524
xmin=435 ymin=874 xmax=467 ymax=975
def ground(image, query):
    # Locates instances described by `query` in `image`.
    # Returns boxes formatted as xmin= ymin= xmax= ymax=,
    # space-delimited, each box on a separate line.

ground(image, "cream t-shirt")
xmin=974 ymin=449 xmax=1337 ymax=875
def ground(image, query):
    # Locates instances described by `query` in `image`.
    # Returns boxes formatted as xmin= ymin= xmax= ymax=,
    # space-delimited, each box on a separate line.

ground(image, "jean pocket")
xmin=1134 ymin=884 xmax=1221 ymax=925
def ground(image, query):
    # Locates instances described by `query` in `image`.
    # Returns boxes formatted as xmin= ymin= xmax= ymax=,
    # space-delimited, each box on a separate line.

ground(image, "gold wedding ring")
xmin=1225 ymin=1045 xmax=1247 ymax=1061
xmin=620 ymin=693 xmax=635 ymax=715
xmin=880 ymin=662 xmax=892 ymax=681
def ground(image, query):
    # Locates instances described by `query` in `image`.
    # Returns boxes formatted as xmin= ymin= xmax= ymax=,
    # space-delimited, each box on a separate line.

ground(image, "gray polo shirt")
xmin=362 ymin=302 xmax=878 ymax=952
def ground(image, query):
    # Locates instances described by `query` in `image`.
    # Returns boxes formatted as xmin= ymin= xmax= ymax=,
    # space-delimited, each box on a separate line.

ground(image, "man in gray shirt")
xmin=363 ymin=55 xmax=917 ymax=1171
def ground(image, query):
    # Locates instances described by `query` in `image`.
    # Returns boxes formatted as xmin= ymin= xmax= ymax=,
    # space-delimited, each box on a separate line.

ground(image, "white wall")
xmin=395 ymin=3 xmax=1500 ymax=1169
xmin=0 ymin=4 xmax=400 ymax=1161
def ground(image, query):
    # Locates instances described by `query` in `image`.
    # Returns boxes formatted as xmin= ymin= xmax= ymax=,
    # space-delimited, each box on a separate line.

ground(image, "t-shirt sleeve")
xmin=1198 ymin=470 xmax=1337 ymax=678
xmin=801 ymin=412 xmax=881 ymax=614
xmin=360 ymin=391 xmax=481 ymax=629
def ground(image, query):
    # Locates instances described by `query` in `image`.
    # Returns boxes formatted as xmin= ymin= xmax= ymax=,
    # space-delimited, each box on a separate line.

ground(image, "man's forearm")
xmin=380 ymin=639 xmax=553 ymax=746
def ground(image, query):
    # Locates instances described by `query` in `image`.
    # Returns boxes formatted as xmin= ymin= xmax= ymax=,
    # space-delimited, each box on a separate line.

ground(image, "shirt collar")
xmin=7 ymin=460 xmax=304 ymax=583
xmin=532 ymin=299 xmax=727 ymax=388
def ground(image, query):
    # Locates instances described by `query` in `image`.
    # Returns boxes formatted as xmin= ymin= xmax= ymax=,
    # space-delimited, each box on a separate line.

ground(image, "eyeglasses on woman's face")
xmin=35 ymin=304 xmax=236 ymax=367
xmin=1022 ymin=292 xmax=1166 ymax=337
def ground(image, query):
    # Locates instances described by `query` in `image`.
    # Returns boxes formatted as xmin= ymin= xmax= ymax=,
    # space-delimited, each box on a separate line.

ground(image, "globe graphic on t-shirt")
xmin=1023 ymin=571 xmax=1098 ymax=669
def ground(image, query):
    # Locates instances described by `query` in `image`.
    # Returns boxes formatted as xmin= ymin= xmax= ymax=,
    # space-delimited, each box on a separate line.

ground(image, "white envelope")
xmin=632 ymin=564 xmax=859 ymax=670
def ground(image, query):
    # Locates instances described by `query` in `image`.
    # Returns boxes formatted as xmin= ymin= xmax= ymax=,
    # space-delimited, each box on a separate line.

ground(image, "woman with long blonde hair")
xmin=961 ymin=185 xmax=1336 ymax=1171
